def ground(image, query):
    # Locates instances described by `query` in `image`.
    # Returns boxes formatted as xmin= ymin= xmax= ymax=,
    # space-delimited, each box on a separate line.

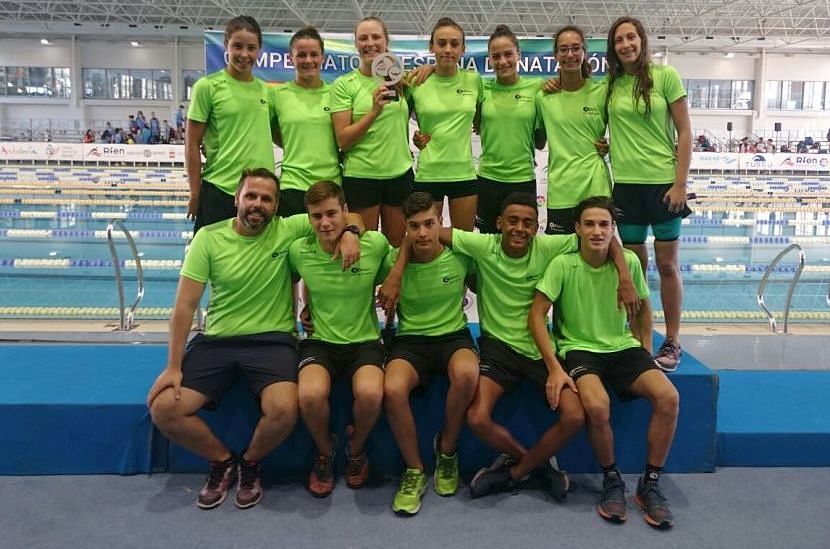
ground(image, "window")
xmin=709 ymin=80 xmax=732 ymax=109
xmin=129 ymin=69 xmax=153 ymax=99
xmin=27 ymin=67 xmax=51 ymax=96
xmin=0 ymin=67 xmax=5 ymax=96
xmin=765 ymin=80 xmax=782 ymax=110
xmin=53 ymin=68 xmax=71 ymax=99
xmin=686 ymin=79 xmax=710 ymax=109
xmin=6 ymin=67 xmax=28 ymax=96
xmin=154 ymin=70 xmax=172 ymax=101
xmin=803 ymin=82 xmax=824 ymax=111
xmin=182 ymin=70 xmax=204 ymax=101
xmin=781 ymin=81 xmax=804 ymax=110
xmin=83 ymin=68 xmax=107 ymax=98
xmin=731 ymin=80 xmax=753 ymax=110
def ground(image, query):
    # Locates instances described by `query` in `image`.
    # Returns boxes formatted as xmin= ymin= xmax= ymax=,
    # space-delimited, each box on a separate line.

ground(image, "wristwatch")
xmin=343 ymin=225 xmax=361 ymax=236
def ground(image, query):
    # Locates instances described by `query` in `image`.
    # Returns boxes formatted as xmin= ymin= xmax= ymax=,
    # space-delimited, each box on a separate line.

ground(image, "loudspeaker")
xmin=774 ymin=122 xmax=782 ymax=132
xmin=727 ymin=122 xmax=733 ymax=132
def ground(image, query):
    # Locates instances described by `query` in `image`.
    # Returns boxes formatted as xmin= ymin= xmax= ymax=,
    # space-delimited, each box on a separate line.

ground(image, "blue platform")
xmin=0 ymin=334 xmax=723 ymax=476
xmin=717 ymin=370 xmax=830 ymax=467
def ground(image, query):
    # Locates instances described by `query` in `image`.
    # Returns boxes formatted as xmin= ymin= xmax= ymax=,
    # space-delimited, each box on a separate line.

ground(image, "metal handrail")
xmin=756 ymin=243 xmax=806 ymax=334
xmin=106 ymin=219 xmax=145 ymax=331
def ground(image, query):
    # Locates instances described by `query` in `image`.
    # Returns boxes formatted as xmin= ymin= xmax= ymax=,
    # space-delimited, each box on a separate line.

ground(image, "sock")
xmin=601 ymin=463 xmax=620 ymax=479
xmin=644 ymin=463 xmax=663 ymax=484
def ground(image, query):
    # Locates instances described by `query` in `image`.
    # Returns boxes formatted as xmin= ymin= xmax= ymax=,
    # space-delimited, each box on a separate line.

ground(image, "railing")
xmin=106 ymin=220 xmax=145 ymax=331
xmin=756 ymin=243 xmax=806 ymax=334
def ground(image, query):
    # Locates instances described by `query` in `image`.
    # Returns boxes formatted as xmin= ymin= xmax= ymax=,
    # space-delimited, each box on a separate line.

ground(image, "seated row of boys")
xmin=147 ymin=168 xmax=680 ymax=530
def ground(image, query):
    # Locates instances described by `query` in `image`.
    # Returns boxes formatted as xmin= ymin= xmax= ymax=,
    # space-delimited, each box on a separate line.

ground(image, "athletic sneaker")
xmin=654 ymin=340 xmax=682 ymax=372
xmin=235 ymin=457 xmax=263 ymax=509
xmin=197 ymin=454 xmax=236 ymax=510
xmin=433 ymin=433 xmax=459 ymax=496
xmin=392 ymin=468 xmax=428 ymax=515
xmin=345 ymin=445 xmax=369 ymax=489
xmin=469 ymin=460 xmax=515 ymax=498
xmin=634 ymin=477 xmax=675 ymax=529
xmin=597 ymin=472 xmax=628 ymax=523
xmin=308 ymin=446 xmax=335 ymax=498
xmin=541 ymin=456 xmax=570 ymax=503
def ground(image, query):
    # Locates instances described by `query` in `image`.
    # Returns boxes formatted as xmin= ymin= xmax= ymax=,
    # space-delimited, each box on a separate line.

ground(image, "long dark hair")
xmin=553 ymin=25 xmax=591 ymax=79
xmin=605 ymin=16 xmax=653 ymax=117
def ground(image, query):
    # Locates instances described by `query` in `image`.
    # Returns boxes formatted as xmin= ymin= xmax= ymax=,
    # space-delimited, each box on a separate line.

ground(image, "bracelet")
xmin=343 ymin=224 xmax=360 ymax=236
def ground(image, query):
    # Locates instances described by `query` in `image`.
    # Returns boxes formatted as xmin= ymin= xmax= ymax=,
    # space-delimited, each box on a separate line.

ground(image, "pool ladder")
xmin=756 ymin=243 xmax=805 ymax=334
xmin=106 ymin=220 xmax=144 ymax=331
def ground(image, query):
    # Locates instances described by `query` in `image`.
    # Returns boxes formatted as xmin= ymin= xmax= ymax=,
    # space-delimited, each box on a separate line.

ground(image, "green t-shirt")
xmin=536 ymin=249 xmax=649 ymax=358
xmin=289 ymin=230 xmax=390 ymax=344
xmin=409 ymin=70 xmax=483 ymax=182
xmin=608 ymin=64 xmax=686 ymax=184
xmin=390 ymin=246 xmax=473 ymax=336
xmin=272 ymin=81 xmax=341 ymax=191
xmin=180 ymin=215 xmax=312 ymax=337
xmin=329 ymin=69 xmax=412 ymax=179
xmin=188 ymin=70 xmax=277 ymax=196
xmin=478 ymin=77 xmax=541 ymax=183
xmin=536 ymin=78 xmax=611 ymax=209
xmin=452 ymin=229 xmax=577 ymax=359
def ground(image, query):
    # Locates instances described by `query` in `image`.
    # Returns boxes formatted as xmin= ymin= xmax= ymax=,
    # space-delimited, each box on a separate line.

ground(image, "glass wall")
xmin=82 ymin=68 xmax=173 ymax=100
xmin=684 ymin=79 xmax=754 ymax=110
xmin=0 ymin=67 xmax=71 ymax=98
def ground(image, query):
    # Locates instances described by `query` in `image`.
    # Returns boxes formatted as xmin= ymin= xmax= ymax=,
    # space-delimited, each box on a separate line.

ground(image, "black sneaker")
xmin=597 ymin=472 xmax=628 ymax=523
xmin=469 ymin=461 xmax=515 ymax=498
xmin=235 ymin=457 xmax=263 ymax=509
xmin=197 ymin=454 xmax=236 ymax=509
xmin=635 ymin=477 xmax=675 ymax=529
xmin=541 ymin=456 xmax=570 ymax=503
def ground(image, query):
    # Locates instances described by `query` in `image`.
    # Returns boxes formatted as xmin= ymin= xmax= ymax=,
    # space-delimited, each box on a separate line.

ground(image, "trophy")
xmin=371 ymin=52 xmax=404 ymax=102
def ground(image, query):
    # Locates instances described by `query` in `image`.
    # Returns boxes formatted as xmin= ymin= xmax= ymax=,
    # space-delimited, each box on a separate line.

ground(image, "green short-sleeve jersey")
xmin=536 ymin=249 xmax=649 ymax=358
xmin=608 ymin=64 xmax=686 ymax=184
xmin=451 ymin=229 xmax=577 ymax=358
xmin=536 ymin=78 xmax=611 ymax=208
xmin=188 ymin=70 xmax=276 ymax=196
xmin=390 ymin=246 xmax=473 ymax=336
xmin=409 ymin=70 xmax=482 ymax=182
xmin=180 ymin=215 xmax=312 ymax=338
xmin=478 ymin=77 xmax=542 ymax=182
xmin=289 ymin=230 xmax=389 ymax=344
xmin=329 ymin=70 xmax=412 ymax=179
xmin=272 ymin=81 xmax=340 ymax=191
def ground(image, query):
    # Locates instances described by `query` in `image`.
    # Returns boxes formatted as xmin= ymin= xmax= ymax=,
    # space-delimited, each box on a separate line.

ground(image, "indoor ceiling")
xmin=1 ymin=0 xmax=829 ymax=53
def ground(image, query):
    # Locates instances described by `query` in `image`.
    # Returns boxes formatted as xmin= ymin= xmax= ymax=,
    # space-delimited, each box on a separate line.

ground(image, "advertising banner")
xmin=737 ymin=153 xmax=830 ymax=172
xmin=82 ymin=144 xmax=185 ymax=163
xmin=204 ymin=31 xmax=609 ymax=83
xmin=690 ymin=152 xmax=740 ymax=170
xmin=0 ymin=142 xmax=83 ymax=162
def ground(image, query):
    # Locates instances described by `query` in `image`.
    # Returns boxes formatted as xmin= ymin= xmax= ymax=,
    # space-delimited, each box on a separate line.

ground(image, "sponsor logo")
xmin=350 ymin=266 xmax=371 ymax=275
xmin=513 ymin=93 xmax=534 ymax=103
xmin=1 ymin=145 xmax=36 ymax=156
xmin=442 ymin=274 xmax=461 ymax=284
xmin=582 ymin=106 xmax=601 ymax=115
xmin=780 ymin=156 xmax=830 ymax=168
xmin=569 ymin=365 xmax=588 ymax=377
xmin=751 ymin=154 xmax=766 ymax=162
xmin=456 ymin=88 xmax=474 ymax=96
xmin=271 ymin=250 xmax=287 ymax=259
xmin=142 ymin=149 xmax=152 ymax=158
xmin=323 ymin=106 xmax=331 ymax=112
xmin=87 ymin=147 xmax=101 ymax=158
xmin=45 ymin=144 xmax=57 ymax=157
xmin=260 ymin=98 xmax=267 ymax=105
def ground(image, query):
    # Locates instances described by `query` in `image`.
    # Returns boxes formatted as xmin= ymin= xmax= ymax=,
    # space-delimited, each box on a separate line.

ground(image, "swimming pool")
xmin=1 ymin=167 xmax=829 ymax=323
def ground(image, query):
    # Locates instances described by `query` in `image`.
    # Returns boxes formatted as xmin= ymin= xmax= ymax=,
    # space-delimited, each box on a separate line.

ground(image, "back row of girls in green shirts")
xmin=186 ymin=14 xmax=689 ymax=370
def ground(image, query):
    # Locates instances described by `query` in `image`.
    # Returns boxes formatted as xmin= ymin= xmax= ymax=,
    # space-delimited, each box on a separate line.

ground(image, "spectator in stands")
xmin=755 ymin=139 xmax=766 ymax=153
xmin=150 ymin=112 xmax=161 ymax=144
xmin=128 ymin=115 xmax=138 ymax=137
xmin=780 ymin=142 xmax=790 ymax=153
xmin=737 ymin=137 xmax=749 ymax=153
xmin=767 ymin=139 xmax=775 ymax=153
xmin=113 ymin=128 xmax=125 ymax=144
xmin=83 ymin=129 xmax=95 ymax=143
xmin=101 ymin=122 xmax=114 ymax=143
xmin=161 ymin=119 xmax=173 ymax=144
xmin=176 ymin=105 xmax=185 ymax=140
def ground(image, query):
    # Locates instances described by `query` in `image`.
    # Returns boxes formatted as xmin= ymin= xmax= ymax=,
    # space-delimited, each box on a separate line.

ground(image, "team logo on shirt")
xmin=514 ymin=94 xmax=534 ymax=104
xmin=260 ymin=99 xmax=267 ymax=105
xmin=456 ymin=89 xmax=474 ymax=96
xmin=442 ymin=274 xmax=461 ymax=284
xmin=525 ymin=274 xmax=541 ymax=281
xmin=582 ymin=106 xmax=601 ymax=115
xmin=350 ymin=266 xmax=372 ymax=275
xmin=271 ymin=250 xmax=287 ymax=259
xmin=323 ymin=106 xmax=331 ymax=112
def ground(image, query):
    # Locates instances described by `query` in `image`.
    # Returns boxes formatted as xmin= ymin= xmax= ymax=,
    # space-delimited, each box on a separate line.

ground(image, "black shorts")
xmin=478 ymin=335 xmax=547 ymax=392
xmin=298 ymin=339 xmax=385 ymax=379
xmin=612 ymin=183 xmax=692 ymax=227
xmin=563 ymin=347 xmax=659 ymax=401
xmin=181 ymin=331 xmax=299 ymax=409
xmin=414 ymin=179 xmax=478 ymax=201
xmin=277 ymin=188 xmax=307 ymax=218
xmin=476 ymin=176 xmax=536 ymax=234
xmin=342 ymin=168 xmax=413 ymax=209
xmin=194 ymin=179 xmax=237 ymax=233
xmin=387 ymin=328 xmax=477 ymax=388
xmin=545 ymin=207 xmax=577 ymax=235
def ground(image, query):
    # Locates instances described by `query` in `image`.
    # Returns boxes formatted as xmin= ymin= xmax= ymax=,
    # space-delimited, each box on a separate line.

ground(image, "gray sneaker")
xmin=635 ymin=477 xmax=675 ymax=529
xmin=541 ymin=457 xmax=570 ymax=502
xmin=235 ymin=457 xmax=263 ymax=509
xmin=197 ymin=455 xmax=236 ymax=510
xmin=470 ymin=460 xmax=515 ymax=498
xmin=597 ymin=472 xmax=628 ymax=523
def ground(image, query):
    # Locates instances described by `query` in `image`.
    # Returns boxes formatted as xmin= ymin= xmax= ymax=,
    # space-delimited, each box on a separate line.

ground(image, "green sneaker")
xmin=433 ymin=433 xmax=460 ymax=496
xmin=392 ymin=468 xmax=427 ymax=515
